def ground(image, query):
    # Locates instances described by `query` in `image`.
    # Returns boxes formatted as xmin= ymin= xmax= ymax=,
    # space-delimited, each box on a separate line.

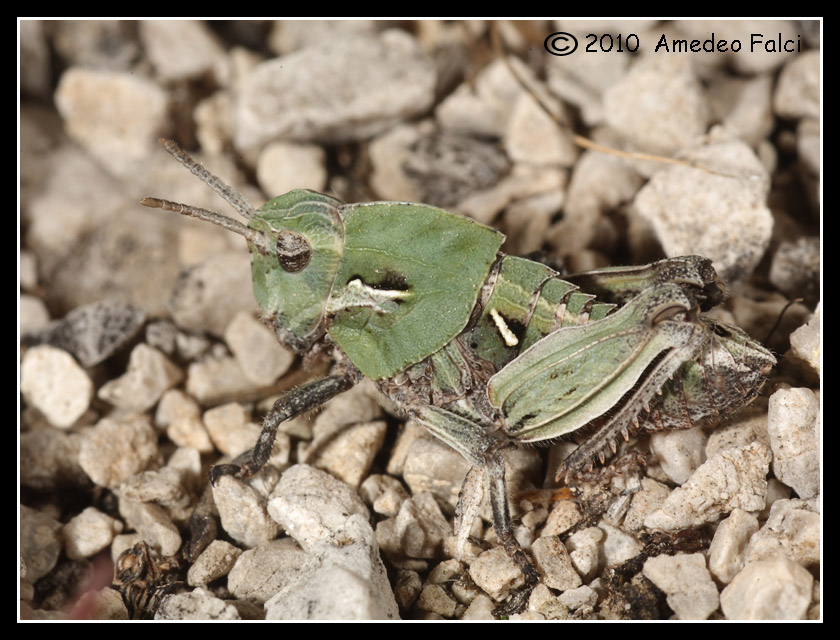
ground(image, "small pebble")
xmin=228 ymin=538 xmax=314 ymax=604
xmin=720 ymin=557 xmax=813 ymax=620
xmin=224 ymin=310 xmax=295 ymax=386
xmin=139 ymin=20 xmax=225 ymax=81
xmin=63 ymin=507 xmax=123 ymax=560
xmin=643 ymin=553 xmax=719 ymax=620
xmin=98 ymin=344 xmax=183 ymax=412
xmin=21 ymin=345 xmax=93 ymax=428
xmin=212 ymin=475 xmax=281 ymax=548
xmin=235 ymin=30 xmax=435 ymax=149
xmin=155 ymin=588 xmax=240 ymax=620
xmin=78 ymin=416 xmax=160 ymax=489
xmin=649 ymin=426 xmax=707 ymax=484
xmin=118 ymin=498 xmax=182 ymax=557
xmin=187 ymin=540 xmax=243 ymax=587
xmin=531 ymin=536 xmax=582 ymax=591
xmin=55 ymin=67 xmax=167 ymax=174
xmin=566 ymin=526 xmax=603 ymax=581
xmin=599 ymin=522 xmax=642 ymax=567
xmin=708 ymin=508 xmax=760 ymax=584
xmin=767 ymin=387 xmax=820 ymax=499
xmin=744 ymin=498 xmax=820 ymax=568
xmin=257 ymin=141 xmax=327 ymax=196
xmin=468 ymin=546 xmax=523 ymax=602
xmin=20 ymin=505 xmax=63 ymax=582
xmin=645 ymin=441 xmax=771 ymax=530
xmin=267 ymin=464 xmax=370 ymax=551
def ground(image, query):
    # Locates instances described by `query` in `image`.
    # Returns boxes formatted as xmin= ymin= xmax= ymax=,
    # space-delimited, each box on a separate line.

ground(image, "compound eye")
xmin=275 ymin=230 xmax=311 ymax=273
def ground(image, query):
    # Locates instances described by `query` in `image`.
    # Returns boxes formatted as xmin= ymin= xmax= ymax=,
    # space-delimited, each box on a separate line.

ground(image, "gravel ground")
xmin=19 ymin=19 xmax=820 ymax=620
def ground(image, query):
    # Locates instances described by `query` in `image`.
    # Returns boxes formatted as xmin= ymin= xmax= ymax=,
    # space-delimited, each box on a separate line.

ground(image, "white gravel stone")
xmin=788 ymin=305 xmax=820 ymax=376
xmin=359 ymin=474 xmax=410 ymax=517
xmin=393 ymin=492 xmax=452 ymax=560
xmin=118 ymin=498 xmax=182 ymax=557
xmin=437 ymin=57 xmax=547 ymax=138
xmin=645 ymin=441 xmax=772 ymax=530
xmin=553 ymin=148 xmax=644 ymax=255
xmin=20 ymin=505 xmax=63 ymax=582
xmin=268 ymin=20 xmax=380 ymax=55
xmin=709 ymin=74 xmax=774 ymax=147
xmin=649 ymin=426 xmax=707 ymax=484
xmin=767 ymin=387 xmax=820 ymax=499
xmin=302 ymin=420 xmax=387 ymax=489
xmin=558 ymin=585 xmax=598 ymax=612
xmin=169 ymin=251 xmax=256 ymax=338
xmin=504 ymin=93 xmax=577 ymax=166
xmin=21 ymin=345 xmax=93 ymax=428
xmin=156 ymin=389 xmax=214 ymax=453
xmin=224 ymin=310 xmax=295 ymax=387
xmin=267 ymin=464 xmax=369 ymax=551
xmin=566 ymin=526 xmax=603 ymax=581
xmin=633 ymin=130 xmax=772 ymax=282
xmin=264 ymin=515 xmax=399 ymax=620
xmin=774 ymin=50 xmax=820 ymax=120
xmin=457 ymin=163 xmax=565 ymax=226
xmin=468 ymin=546 xmax=523 ymax=602
xmin=599 ymin=522 xmax=643 ymax=567
xmin=462 ymin=594 xmax=496 ymax=619
xmin=705 ymin=406 xmax=770 ymax=458
xmin=720 ymin=557 xmax=813 ymax=620
xmin=402 ymin=436 xmax=470 ymax=508
xmin=643 ymin=553 xmax=719 ymax=620
xmin=187 ymin=540 xmax=243 ymax=587
xmin=55 ymin=67 xmax=167 ymax=176
xmin=708 ymin=508 xmax=760 ymax=584
xmin=624 ymin=477 xmax=671 ymax=531
xmin=119 ymin=467 xmax=190 ymax=509
xmin=63 ymin=507 xmax=123 ymax=560
xmin=139 ymin=20 xmax=225 ymax=81
xmin=235 ymin=30 xmax=435 ymax=149
xmin=79 ymin=416 xmax=160 ymax=489
xmin=368 ymin=120 xmax=434 ymax=202
xmin=213 ymin=475 xmax=281 ymax=548
xmin=604 ymin=55 xmax=709 ymax=156
xmin=228 ymin=538 xmax=314 ymax=604
xmin=541 ymin=500 xmax=583 ymax=537
xmin=257 ymin=141 xmax=327 ymax=196
xmin=744 ymin=498 xmax=820 ymax=568
xmin=299 ymin=383 xmax=384 ymax=488
xmin=531 ymin=536 xmax=582 ymax=591
xmin=546 ymin=45 xmax=630 ymax=126
xmin=417 ymin=583 xmax=458 ymax=617
xmin=20 ymin=295 xmax=50 ymax=334
xmin=186 ymin=354 xmax=255 ymax=402
xmin=98 ymin=344 xmax=183 ymax=412
xmin=155 ymin=588 xmax=240 ymax=620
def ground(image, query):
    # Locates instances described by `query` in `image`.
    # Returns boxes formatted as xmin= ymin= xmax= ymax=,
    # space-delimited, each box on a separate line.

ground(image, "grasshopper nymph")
xmin=142 ymin=139 xmax=775 ymax=614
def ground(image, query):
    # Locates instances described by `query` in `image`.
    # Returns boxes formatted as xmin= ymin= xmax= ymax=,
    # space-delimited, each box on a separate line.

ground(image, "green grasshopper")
xmin=142 ymin=139 xmax=775 ymax=613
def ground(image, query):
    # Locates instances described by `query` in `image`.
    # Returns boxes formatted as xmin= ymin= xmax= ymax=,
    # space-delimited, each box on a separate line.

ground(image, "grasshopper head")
xmin=247 ymin=191 xmax=344 ymax=352
xmin=141 ymin=140 xmax=344 ymax=353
